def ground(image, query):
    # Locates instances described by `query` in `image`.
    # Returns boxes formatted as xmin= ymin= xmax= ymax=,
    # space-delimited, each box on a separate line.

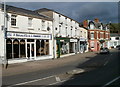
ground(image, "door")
xmin=27 ymin=42 xmax=35 ymax=59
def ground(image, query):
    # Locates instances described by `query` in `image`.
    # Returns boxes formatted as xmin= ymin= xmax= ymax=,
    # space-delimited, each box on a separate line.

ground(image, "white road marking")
xmin=102 ymin=76 xmax=120 ymax=87
xmin=7 ymin=75 xmax=55 ymax=87
xmin=104 ymin=61 xmax=109 ymax=66
xmin=49 ymin=79 xmax=68 ymax=85
xmin=55 ymin=76 xmax=61 ymax=82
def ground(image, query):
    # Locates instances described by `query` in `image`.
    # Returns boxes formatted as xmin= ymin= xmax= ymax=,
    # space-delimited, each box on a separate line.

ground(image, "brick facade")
xmin=84 ymin=18 xmax=110 ymax=52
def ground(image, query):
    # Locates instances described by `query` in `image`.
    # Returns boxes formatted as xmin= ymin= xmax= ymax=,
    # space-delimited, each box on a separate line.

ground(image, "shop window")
xmin=11 ymin=15 xmax=17 ymax=26
xmin=60 ymin=42 xmax=67 ymax=54
xmin=114 ymin=42 xmax=117 ymax=46
xmin=45 ymin=40 xmax=49 ymax=55
xmin=69 ymin=42 xmax=74 ymax=53
xmin=6 ymin=39 xmax=12 ymax=59
xmin=36 ymin=40 xmax=49 ymax=56
xmin=20 ymin=39 xmax=25 ymax=58
xmin=60 ymin=42 xmax=69 ymax=55
xmin=13 ymin=39 xmax=19 ymax=58
xmin=36 ymin=40 xmax=41 ymax=56
xmin=41 ymin=40 xmax=45 ymax=55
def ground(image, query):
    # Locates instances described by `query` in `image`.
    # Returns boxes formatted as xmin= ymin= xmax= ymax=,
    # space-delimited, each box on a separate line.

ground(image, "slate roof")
xmin=35 ymin=8 xmax=80 ymax=24
xmin=94 ymin=22 xmax=101 ymax=29
xmin=35 ymin=8 xmax=54 ymax=12
xmin=88 ymin=20 xmax=109 ymax=30
xmin=1 ymin=4 xmax=53 ymax=21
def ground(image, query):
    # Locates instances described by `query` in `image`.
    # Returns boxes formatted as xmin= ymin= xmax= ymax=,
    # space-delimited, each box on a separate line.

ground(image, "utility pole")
xmin=3 ymin=0 xmax=7 ymax=69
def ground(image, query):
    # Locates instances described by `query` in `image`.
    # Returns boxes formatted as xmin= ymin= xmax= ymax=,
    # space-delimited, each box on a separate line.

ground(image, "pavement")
xmin=2 ymin=51 xmax=99 ymax=76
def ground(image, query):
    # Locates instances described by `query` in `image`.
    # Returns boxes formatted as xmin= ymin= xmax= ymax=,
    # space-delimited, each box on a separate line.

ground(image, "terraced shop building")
xmin=35 ymin=8 xmax=88 ymax=58
xmin=0 ymin=4 xmax=53 ymax=64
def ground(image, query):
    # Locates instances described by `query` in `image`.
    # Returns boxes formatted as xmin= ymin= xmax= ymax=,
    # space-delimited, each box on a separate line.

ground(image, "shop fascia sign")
xmin=7 ymin=32 xmax=52 ymax=40
xmin=70 ymin=39 xmax=77 ymax=42
xmin=80 ymin=37 xmax=86 ymax=41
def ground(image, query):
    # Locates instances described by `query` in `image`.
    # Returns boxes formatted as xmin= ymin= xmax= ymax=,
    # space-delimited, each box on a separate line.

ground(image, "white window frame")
xmin=28 ymin=18 xmax=33 ymax=28
xmin=91 ymin=32 xmax=94 ymax=39
xmin=42 ymin=20 xmax=46 ymax=30
xmin=11 ymin=14 xmax=17 ymax=26
xmin=91 ymin=41 xmax=95 ymax=48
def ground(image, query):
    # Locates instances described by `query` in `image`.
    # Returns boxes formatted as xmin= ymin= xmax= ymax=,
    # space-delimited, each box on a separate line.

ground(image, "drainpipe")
xmin=52 ymin=17 xmax=55 ymax=59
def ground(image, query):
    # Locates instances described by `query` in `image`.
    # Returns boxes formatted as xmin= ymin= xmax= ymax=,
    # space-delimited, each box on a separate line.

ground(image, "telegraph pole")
xmin=3 ymin=0 xmax=7 ymax=69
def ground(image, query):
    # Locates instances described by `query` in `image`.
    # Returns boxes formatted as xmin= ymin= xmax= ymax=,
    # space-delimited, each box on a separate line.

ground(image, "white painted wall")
xmin=0 ymin=9 xmax=5 ymax=59
xmin=110 ymin=37 xmax=120 ymax=48
xmin=7 ymin=13 xmax=52 ymax=34
xmin=53 ymin=12 xmax=80 ymax=38
xmin=0 ymin=9 xmax=53 ymax=63
xmin=80 ymin=27 xmax=87 ymax=39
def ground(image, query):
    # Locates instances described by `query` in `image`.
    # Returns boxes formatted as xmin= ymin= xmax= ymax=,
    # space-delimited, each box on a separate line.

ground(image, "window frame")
xmin=28 ymin=17 xmax=33 ymax=28
xmin=11 ymin=14 xmax=17 ymax=26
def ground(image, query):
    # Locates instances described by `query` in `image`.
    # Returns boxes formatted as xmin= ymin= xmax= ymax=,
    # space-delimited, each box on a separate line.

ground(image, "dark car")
xmin=116 ymin=45 xmax=120 ymax=49
xmin=100 ymin=47 xmax=110 ymax=54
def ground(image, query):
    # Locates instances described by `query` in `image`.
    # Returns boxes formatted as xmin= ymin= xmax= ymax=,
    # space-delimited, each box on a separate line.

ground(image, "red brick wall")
xmin=94 ymin=31 xmax=97 ymax=39
xmin=98 ymin=32 xmax=100 ymax=39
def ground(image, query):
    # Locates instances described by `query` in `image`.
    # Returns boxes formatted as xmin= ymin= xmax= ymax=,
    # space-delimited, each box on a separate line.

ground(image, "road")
xmin=54 ymin=49 xmax=120 ymax=86
xmin=2 ymin=49 xmax=120 ymax=87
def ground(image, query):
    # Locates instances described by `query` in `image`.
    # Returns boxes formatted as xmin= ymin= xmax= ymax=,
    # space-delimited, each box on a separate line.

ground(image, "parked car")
xmin=118 ymin=47 xmax=120 ymax=50
xmin=100 ymin=47 xmax=110 ymax=54
xmin=111 ymin=46 xmax=114 ymax=48
xmin=116 ymin=45 xmax=120 ymax=50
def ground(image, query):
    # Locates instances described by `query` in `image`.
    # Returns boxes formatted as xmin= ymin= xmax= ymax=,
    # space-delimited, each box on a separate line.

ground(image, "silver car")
xmin=100 ymin=47 xmax=110 ymax=54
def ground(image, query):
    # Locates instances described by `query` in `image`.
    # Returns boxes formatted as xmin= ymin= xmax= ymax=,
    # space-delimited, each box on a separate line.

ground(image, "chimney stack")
xmin=83 ymin=20 xmax=88 ymax=28
xmin=94 ymin=18 xmax=99 ymax=23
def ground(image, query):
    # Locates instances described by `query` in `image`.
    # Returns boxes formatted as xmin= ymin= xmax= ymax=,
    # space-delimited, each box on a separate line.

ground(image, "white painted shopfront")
xmin=6 ymin=32 xmax=53 ymax=64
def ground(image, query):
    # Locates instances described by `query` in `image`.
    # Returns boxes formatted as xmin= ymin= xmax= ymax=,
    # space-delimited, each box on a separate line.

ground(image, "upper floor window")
xmin=11 ymin=15 xmax=17 ymax=26
xmin=91 ymin=32 xmax=94 ymax=39
xmin=28 ymin=18 xmax=33 ymax=27
xmin=47 ymin=22 xmax=50 ymax=31
xmin=90 ymin=24 xmax=95 ymax=29
xmin=85 ymin=32 xmax=86 ymax=38
xmin=42 ymin=20 xmax=45 ymax=30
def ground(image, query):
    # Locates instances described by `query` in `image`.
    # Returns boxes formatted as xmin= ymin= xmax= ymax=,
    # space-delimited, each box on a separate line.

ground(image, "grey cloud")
xmin=6 ymin=2 xmax=118 ymax=23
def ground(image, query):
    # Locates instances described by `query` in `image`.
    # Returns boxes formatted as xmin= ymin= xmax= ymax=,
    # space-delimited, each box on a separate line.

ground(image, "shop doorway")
xmin=27 ymin=42 xmax=35 ymax=59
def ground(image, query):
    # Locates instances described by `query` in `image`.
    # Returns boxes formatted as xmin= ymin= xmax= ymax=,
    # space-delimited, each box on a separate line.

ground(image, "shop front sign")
xmin=80 ymin=37 xmax=86 ymax=41
xmin=70 ymin=39 xmax=77 ymax=42
xmin=7 ymin=32 xmax=52 ymax=40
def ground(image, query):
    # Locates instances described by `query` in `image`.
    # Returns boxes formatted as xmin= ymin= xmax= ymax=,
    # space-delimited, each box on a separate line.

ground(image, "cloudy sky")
xmin=6 ymin=2 xmax=118 ymax=23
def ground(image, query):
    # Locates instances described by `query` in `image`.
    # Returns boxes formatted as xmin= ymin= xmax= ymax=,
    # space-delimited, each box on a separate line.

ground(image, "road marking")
xmin=7 ymin=75 xmax=55 ymax=87
xmin=104 ymin=61 xmax=108 ymax=66
xmin=49 ymin=79 xmax=68 ymax=85
xmin=102 ymin=76 xmax=120 ymax=87
xmin=55 ymin=76 xmax=61 ymax=82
